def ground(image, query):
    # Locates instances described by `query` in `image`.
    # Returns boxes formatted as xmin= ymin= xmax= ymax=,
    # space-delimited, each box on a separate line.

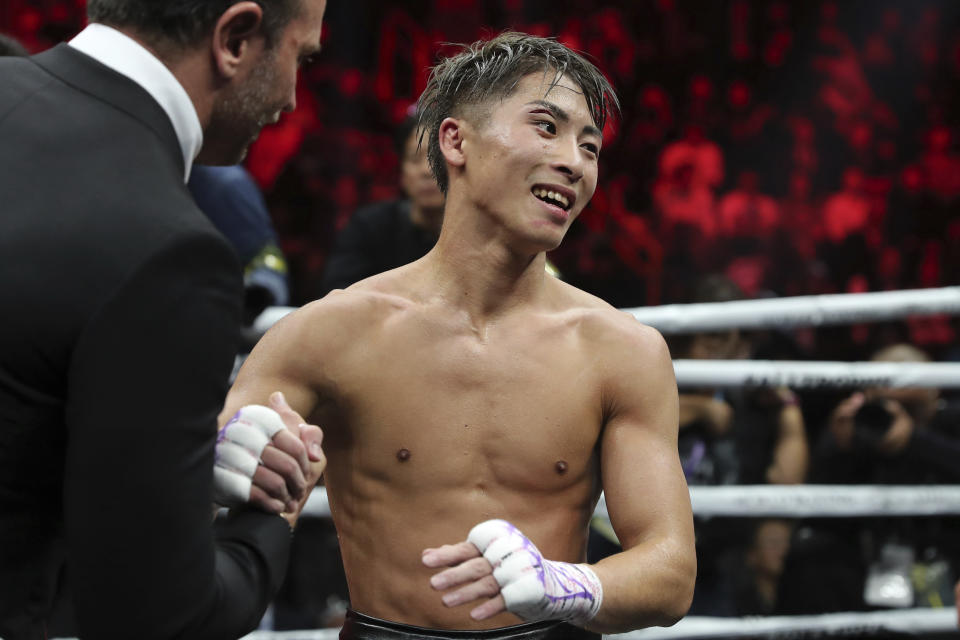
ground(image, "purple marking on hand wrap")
xmin=499 ymin=521 xmax=594 ymax=606
xmin=214 ymin=411 xmax=243 ymax=462
xmin=544 ymin=562 xmax=594 ymax=604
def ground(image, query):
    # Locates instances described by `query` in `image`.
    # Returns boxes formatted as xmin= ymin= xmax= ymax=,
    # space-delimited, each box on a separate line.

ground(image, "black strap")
xmin=339 ymin=609 xmax=600 ymax=640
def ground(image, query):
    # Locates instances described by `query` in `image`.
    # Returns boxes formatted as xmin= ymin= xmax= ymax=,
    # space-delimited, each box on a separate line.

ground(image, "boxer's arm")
xmin=220 ymin=309 xmax=321 ymax=425
xmin=587 ymin=322 xmax=696 ymax=632
xmin=219 ymin=300 xmax=336 ymax=524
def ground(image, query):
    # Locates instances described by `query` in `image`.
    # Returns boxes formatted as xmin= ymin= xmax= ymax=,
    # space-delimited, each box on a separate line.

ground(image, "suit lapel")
xmin=31 ymin=44 xmax=187 ymax=179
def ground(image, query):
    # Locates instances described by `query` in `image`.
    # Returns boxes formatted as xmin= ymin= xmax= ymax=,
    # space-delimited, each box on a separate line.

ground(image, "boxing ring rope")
xmin=301 ymin=484 xmax=960 ymax=520
xmin=293 ymin=482 xmax=958 ymax=636
xmin=245 ymin=289 xmax=960 ymax=391
xmin=249 ymin=286 xmax=960 ymax=339
xmin=54 ymin=607 xmax=957 ymax=640
xmin=672 ymin=359 xmax=960 ymax=389
xmin=234 ymin=355 xmax=960 ymax=390
xmin=242 ymin=289 xmax=960 ymax=391
xmin=289 ymin=485 xmax=959 ymax=637
xmin=626 ymin=286 xmax=960 ymax=333
xmin=237 ymin=607 xmax=958 ymax=640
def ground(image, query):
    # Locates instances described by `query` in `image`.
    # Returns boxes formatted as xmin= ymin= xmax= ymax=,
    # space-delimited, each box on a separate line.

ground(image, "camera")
xmin=852 ymin=400 xmax=895 ymax=450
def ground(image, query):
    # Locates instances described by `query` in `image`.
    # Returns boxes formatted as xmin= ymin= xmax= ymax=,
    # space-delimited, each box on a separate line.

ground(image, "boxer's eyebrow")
xmin=527 ymin=100 xmax=602 ymax=139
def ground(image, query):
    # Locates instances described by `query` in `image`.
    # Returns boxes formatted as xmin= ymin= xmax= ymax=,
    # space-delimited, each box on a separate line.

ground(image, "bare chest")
xmin=319 ymin=317 xmax=602 ymax=492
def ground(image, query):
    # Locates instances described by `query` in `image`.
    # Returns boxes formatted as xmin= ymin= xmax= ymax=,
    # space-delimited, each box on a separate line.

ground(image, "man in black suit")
xmin=0 ymin=32 xmax=28 ymax=57
xmin=0 ymin=0 xmax=327 ymax=637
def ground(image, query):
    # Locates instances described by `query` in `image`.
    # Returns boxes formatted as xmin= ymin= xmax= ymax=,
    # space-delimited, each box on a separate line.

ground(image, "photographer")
xmin=812 ymin=344 xmax=960 ymax=485
xmin=778 ymin=344 xmax=960 ymax=615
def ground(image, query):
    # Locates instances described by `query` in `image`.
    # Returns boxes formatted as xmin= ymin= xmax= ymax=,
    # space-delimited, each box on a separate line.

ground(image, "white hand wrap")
xmin=468 ymin=519 xmax=603 ymax=625
xmin=213 ymin=405 xmax=286 ymax=507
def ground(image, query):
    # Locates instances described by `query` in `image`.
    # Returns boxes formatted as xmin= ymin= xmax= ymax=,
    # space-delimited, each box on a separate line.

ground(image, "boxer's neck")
xmin=425 ymin=217 xmax=549 ymax=321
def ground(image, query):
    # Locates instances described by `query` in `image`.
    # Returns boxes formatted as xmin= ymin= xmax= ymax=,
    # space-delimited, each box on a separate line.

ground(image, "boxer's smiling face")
xmin=459 ymin=71 xmax=601 ymax=252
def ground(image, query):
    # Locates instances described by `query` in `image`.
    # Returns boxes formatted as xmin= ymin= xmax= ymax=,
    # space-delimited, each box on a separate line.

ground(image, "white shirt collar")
xmin=69 ymin=23 xmax=203 ymax=182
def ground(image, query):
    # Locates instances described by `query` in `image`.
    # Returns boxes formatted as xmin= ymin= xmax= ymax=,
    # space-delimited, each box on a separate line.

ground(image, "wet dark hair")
xmin=417 ymin=31 xmax=619 ymax=195
xmin=86 ymin=0 xmax=301 ymax=49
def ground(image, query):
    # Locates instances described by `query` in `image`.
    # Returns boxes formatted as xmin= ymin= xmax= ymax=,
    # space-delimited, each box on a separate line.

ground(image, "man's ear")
xmin=438 ymin=117 xmax=467 ymax=169
xmin=211 ymin=1 xmax=264 ymax=79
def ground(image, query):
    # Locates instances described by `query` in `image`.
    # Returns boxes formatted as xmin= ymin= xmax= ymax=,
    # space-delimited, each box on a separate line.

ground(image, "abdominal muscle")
xmin=321 ymin=438 xmax=600 ymax=629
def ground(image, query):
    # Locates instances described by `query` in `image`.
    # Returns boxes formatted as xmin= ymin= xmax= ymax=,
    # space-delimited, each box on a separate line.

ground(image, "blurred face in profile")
xmin=689 ymin=330 xmax=744 ymax=360
xmin=401 ymin=131 xmax=445 ymax=211
xmin=748 ymin=519 xmax=791 ymax=578
xmin=205 ymin=0 xmax=327 ymax=164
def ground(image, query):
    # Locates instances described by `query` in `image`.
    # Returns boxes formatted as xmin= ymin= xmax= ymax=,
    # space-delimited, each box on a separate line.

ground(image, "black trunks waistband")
xmin=339 ymin=609 xmax=601 ymax=640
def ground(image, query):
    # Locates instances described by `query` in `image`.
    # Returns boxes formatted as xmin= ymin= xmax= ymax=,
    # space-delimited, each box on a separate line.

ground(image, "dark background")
xmin=3 ymin=0 xmax=960 ymax=360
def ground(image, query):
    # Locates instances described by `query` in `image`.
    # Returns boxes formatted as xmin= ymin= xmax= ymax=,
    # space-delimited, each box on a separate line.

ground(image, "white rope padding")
xmin=626 ymin=286 xmax=960 ymax=333
xmin=236 ymin=608 xmax=956 ymax=640
xmin=250 ymin=287 xmax=960 ymax=339
xmin=237 ymin=357 xmax=960 ymax=389
xmin=252 ymin=305 xmax=296 ymax=337
xmin=302 ymin=484 xmax=330 ymax=518
xmin=673 ymin=359 xmax=960 ymax=388
xmin=685 ymin=485 xmax=960 ymax=518
xmin=609 ymin=608 xmax=957 ymax=639
xmin=301 ymin=485 xmax=960 ymax=520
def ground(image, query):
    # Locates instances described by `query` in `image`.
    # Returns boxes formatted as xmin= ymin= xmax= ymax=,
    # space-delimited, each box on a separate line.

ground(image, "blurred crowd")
xmin=3 ymin=0 xmax=960 ymax=631
xmin=7 ymin=1 xmax=959 ymax=315
xmin=663 ymin=274 xmax=960 ymax=623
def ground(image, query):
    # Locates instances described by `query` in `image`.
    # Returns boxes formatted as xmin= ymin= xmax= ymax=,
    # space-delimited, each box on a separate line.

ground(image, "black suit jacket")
xmin=0 ymin=45 xmax=291 ymax=639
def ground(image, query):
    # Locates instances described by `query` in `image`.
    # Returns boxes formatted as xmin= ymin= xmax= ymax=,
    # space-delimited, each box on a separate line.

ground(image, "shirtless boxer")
xmin=222 ymin=32 xmax=696 ymax=638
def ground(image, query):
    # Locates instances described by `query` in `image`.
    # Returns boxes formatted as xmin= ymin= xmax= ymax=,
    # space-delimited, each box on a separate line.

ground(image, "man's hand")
xmin=828 ymin=391 xmax=865 ymax=450
xmin=876 ymin=398 xmax=914 ymax=456
xmin=214 ymin=391 xmax=325 ymax=516
xmin=678 ymin=393 xmax=732 ymax=435
xmin=422 ymin=519 xmax=602 ymax=625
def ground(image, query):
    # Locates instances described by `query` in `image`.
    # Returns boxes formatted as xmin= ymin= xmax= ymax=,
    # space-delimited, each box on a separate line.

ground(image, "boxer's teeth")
xmin=532 ymin=188 xmax=570 ymax=210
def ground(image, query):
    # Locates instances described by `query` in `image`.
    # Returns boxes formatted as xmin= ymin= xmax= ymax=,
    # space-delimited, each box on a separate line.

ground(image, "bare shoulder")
xmin=550 ymin=278 xmax=670 ymax=365
xmin=549 ymin=283 xmax=677 ymax=434
xmin=259 ymin=274 xmax=415 ymax=359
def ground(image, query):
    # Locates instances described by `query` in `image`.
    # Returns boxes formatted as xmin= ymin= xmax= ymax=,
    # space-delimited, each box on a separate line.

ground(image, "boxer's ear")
xmin=438 ymin=117 xmax=467 ymax=169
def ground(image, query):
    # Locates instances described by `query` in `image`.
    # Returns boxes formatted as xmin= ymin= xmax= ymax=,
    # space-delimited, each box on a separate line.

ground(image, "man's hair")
xmin=871 ymin=343 xmax=930 ymax=364
xmin=86 ymin=0 xmax=301 ymax=49
xmin=691 ymin=274 xmax=743 ymax=305
xmin=0 ymin=33 xmax=28 ymax=57
xmin=417 ymin=31 xmax=619 ymax=195
xmin=666 ymin=274 xmax=744 ymax=357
